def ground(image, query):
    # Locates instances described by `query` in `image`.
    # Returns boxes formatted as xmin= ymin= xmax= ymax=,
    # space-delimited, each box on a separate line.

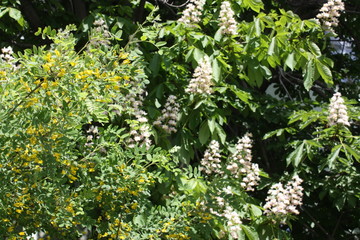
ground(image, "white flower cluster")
xmin=89 ymin=19 xmax=111 ymax=48
xmin=219 ymin=1 xmax=237 ymax=36
xmin=200 ymin=140 xmax=224 ymax=175
xmin=328 ymin=92 xmax=350 ymax=126
xmin=208 ymin=194 xmax=242 ymax=239
xmin=85 ymin=125 xmax=100 ymax=147
xmin=126 ymin=88 xmax=152 ymax=149
xmin=154 ymin=95 xmax=180 ymax=134
xmin=185 ymin=56 xmax=213 ymax=95
xmin=316 ymin=0 xmax=345 ymax=33
xmin=264 ymin=175 xmax=303 ymax=218
xmin=178 ymin=0 xmax=206 ymax=27
xmin=1 ymin=46 xmax=17 ymax=70
xmin=223 ymin=206 xmax=242 ymax=239
xmin=1 ymin=47 xmax=14 ymax=62
xmin=226 ymin=133 xmax=260 ymax=191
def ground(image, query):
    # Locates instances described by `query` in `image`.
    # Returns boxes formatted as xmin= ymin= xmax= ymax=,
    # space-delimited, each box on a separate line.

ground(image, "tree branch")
xmin=19 ymin=0 xmax=43 ymax=29
xmin=301 ymin=206 xmax=332 ymax=239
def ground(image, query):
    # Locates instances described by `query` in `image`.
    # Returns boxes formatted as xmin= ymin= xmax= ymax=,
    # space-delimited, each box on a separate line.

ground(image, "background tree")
xmin=0 ymin=0 xmax=359 ymax=239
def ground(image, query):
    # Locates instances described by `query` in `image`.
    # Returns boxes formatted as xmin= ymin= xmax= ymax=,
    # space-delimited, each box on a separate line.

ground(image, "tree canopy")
xmin=0 ymin=0 xmax=359 ymax=239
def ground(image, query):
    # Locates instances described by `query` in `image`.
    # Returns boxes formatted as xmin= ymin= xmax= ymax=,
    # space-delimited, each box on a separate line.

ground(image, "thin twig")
xmin=159 ymin=0 xmax=189 ymax=8
xmin=301 ymin=206 xmax=331 ymax=239
xmin=279 ymin=68 xmax=294 ymax=100
xmin=331 ymin=211 xmax=344 ymax=238
xmin=8 ymin=81 xmax=43 ymax=115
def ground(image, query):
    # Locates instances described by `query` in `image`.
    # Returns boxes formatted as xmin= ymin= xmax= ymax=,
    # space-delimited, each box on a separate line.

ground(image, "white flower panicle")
xmin=208 ymin=197 xmax=242 ymax=239
xmin=1 ymin=46 xmax=17 ymax=69
xmin=200 ymin=140 xmax=224 ymax=175
xmin=178 ymin=0 xmax=206 ymax=26
xmin=128 ymin=122 xmax=152 ymax=149
xmin=328 ymin=92 xmax=350 ymax=126
xmin=223 ymin=206 xmax=242 ymax=239
xmin=316 ymin=0 xmax=345 ymax=33
xmin=89 ymin=19 xmax=111 ymax=48
xmin=125 ymin=87 xmax=152 ymax=149
xmin=219 ymin=1 xmax=237 ymax=36
xmin=185 ymin=56 xmax=213 ymax=95
xmin=264 ymin=175 xmax=304 ymax=218
xmin=1 ymin=47 xmax=14 ymax=62
xmin=154 ymin=95 xmax=180 ymax=134
xmin=226 ymin=133 xmax=260 ymax=191
xmin=85 ymin=125 xmax=100 ymax=147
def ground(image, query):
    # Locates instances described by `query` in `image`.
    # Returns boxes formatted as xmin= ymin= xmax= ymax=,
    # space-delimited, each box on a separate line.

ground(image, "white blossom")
xmin=226 ymin=133 xmax=260 ymax=191
xmin=185 ymin=56 xmax=213 ymax=95
xmin=125 ymin=86 xmax=152 ymax=149
xmin=89 ymin=18 xmax=111 ymax=48
xmin=223 ymin=206 xmax=242 ymax=239
xmin=316 ymin=0 xmax=345 ymax=33
xmin=219 ymin=1 xmax=237 ymax=36
xmin=178 ymin=0 xmax=206 ymax=27
xmin=328 ymin=92 xmax=350 ymax=126
xmin=85 ymin=125 xmax=100 ymax=147
xmin=264 ymin=175 xmax=303 ymax=218
xmin=200 ymin=140 xmax=223 ymax=175
xmin=1 ymin=46 xmax=17 ymax=69
xmin=154 ymin=95 xmax=180 ymax=134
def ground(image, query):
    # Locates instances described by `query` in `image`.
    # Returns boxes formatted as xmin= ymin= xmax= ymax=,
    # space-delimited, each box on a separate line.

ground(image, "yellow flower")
xmin=57 ymin=68 xmax=66 ymax=77
xmin=16 ymin=209 xmax=23 ymax=213
xmin=54 ymin=50 xmax=61 ymax=57
xmin=119 ymin=52 xmax=129 ymax=59
xmin=14 ymin=202 xmax=24 ymax=208
xmin=130 ymin=202 xmax=138 ymax=210
xmin=122 ymin=59 xmax=131 ymax=64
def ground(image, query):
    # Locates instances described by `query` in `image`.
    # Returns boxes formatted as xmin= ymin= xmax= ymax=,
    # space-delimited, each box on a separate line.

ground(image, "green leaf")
xmin=260 ymin=65 xmax=272 ymax=80
xmin=254 ymin=18 xmax=261 ymax=36
xmin=308 ymin=41 xmax=321 ymax=57
xmin=199 ymin=121 xmax=210 ymax=145
xmin=328 ymin=145 xmax=342 ymax=169
xmin=285 ymin=52 xmax=296 ymax=71
xmin=243 ymin=0 xmax=264 ymax=13
xmin=286 ymin=142 xmax=306 ymax=167
xmin=229 ymin=85 xmax=251 ymax=104
xmin=304 ymin=59 xmax=315 ymax=91
xmin=208 ymin=118 xmax=216 ymax=134
xmin=0 ymin=8 xmax=9 ymax=18
xmin=250 ymin=204 xmax=262 ymax=217
xmin=215 ymin=123 xmax=226 ymax=144
xmin=214 ymin=28 xmax=223 ymax=42
xmin=268 ymin=37 xmax=278 ymax=56
xmin=133 ymin=214 xmax=146 ymax=226
xmin=343 ymin=144 xmax=360 ymax=162
xmin=212 ymin=58 xmax=221 ymax=82
xmin=193 ymin=48 xmax=205 ymax=63
xmin=335 ymin=195 xmax=346 ymax=211
xmin=263 ymin=129 xmax=284 ymax=139
xmin=248 ymin=65 xmax=263 ymax=87
xmin=9 ymin=8 xmax=21 ymax=21
xmin=149 ymin=54 xmax=161 ymax=77
xmin=241 ymin=224 xmax=259 ymax=240
xmin=154 ymin=98 xmax=161 ymax=108
xmin=185 ymin=47 xmax=194 ymax=62
xmin=155 ymin=41 xmax=167 ymax=47
xmin=9 ymin=8 xmax=25 ymax=27
xmin=315 ymin=60 xmax=333 ymax=85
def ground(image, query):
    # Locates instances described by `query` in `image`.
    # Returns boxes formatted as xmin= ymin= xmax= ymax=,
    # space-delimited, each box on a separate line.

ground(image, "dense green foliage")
xmin=0 ymin=0 xmax=359 ymax=239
